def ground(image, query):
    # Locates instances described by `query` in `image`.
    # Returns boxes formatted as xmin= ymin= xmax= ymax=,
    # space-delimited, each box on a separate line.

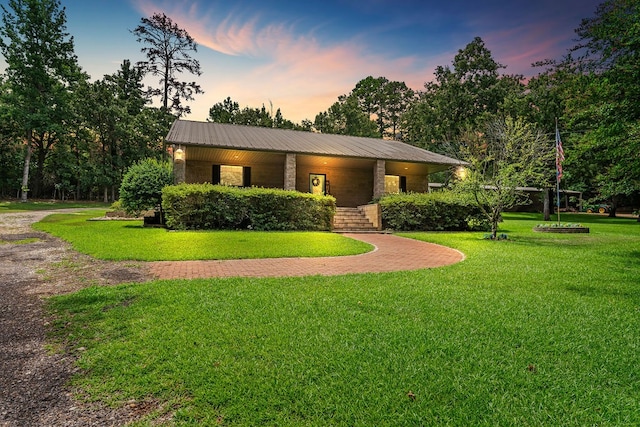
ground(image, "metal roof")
xmin=166 ymin=120 xmax=465 ymax=166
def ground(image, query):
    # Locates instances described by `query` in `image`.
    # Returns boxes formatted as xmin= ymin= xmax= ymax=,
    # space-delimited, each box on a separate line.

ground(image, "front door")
xmin=309 ymin=173 xmax=326 ymax=196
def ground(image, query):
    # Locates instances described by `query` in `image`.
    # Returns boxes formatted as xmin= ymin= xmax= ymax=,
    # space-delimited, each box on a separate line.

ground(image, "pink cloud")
xmin=481 ymin=22 xmax=574 ymax=76
xmin=129 ymin=0 xmax=449 ymax=122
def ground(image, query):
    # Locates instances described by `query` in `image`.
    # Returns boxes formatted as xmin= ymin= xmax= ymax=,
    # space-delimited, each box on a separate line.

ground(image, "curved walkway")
xmin=149 ymin=233 xmax=465 ymax=280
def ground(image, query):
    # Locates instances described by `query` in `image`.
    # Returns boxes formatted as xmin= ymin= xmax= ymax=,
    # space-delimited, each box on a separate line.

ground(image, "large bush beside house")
xmin=119 ymin=159 xmax=173 ymax=217
xmin=162 ymin=183 xmax=336 ymax=231
xmin=379 ymin=191 xmax=490 ymax=231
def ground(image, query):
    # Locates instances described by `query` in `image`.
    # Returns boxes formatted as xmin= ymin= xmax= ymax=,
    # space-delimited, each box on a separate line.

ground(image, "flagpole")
xmin=556 ymin=165 xmax=561 ymax=224
xmin=555 ymin=118 xmax=561 ymax=225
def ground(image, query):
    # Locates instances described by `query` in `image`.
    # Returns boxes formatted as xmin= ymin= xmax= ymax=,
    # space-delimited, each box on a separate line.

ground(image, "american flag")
xmin=556 ymin=127 xmax=565 ymax=181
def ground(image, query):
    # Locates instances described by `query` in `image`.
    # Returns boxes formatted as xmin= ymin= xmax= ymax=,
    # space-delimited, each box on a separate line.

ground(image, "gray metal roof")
xmin=166 ymin=120 xmax=465 ymax=166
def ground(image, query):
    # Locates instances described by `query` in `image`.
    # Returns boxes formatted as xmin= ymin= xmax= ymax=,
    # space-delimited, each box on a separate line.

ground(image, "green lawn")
xmin=33 ymin=210 xmax=372 ymax=260
xmin=47 ymin=213 xmax=640 ymax=426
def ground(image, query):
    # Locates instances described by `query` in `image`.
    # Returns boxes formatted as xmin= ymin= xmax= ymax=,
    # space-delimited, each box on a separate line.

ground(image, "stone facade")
xmin=284 ymin=153 xmax=296 ymax=191
xmin=373 ymin=160 xmax=386 ymax=200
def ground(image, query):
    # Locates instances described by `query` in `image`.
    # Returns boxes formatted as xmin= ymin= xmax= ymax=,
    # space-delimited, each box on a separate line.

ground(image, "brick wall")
xmin=185 ymin=156 xmax=431 ymax=208
xmin=406 ymin=174 xmax=429 ymax=193
xmin=296 ymin=164 xmax=374 ymax=207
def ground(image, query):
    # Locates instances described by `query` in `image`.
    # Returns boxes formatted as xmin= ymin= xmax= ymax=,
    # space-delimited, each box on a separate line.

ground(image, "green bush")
xmin=162 ymin=184 xmax=336 ymax=231
xmin=379 ymin=191 xmax=490 ymax=231
xmin=119 ymin=159 xmax=173 ymax=216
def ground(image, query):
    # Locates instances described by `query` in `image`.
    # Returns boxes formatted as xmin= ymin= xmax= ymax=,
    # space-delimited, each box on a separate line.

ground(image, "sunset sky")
xmin=1 ymin=0 xmax=603 ymax=122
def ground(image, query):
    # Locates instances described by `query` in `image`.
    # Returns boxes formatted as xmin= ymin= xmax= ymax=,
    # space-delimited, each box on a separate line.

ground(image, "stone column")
xmin=173 ymin=147 xmax=186 ymax=184
xmin=373 ymin=159 xmax=385 ymax=200
xmin=284 ymin=153 xmax=297 ymax=190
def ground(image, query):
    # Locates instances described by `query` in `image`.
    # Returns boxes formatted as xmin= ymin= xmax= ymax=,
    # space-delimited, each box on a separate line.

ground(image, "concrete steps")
xmin=333 ymin=207 xmax=378 ymax=232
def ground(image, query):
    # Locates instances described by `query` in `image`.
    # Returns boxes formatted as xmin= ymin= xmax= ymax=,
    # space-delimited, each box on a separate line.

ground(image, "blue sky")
xmin=1 ymin=0 xmax=603 ymax=122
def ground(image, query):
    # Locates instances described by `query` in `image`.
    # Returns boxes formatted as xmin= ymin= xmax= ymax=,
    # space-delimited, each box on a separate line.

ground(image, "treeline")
xmin=0 ymin=1 xmax=198 ymax=201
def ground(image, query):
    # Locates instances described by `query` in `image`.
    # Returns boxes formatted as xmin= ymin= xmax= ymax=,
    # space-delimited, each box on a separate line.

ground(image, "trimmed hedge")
xmin=379 ymin=191 xmax=490 ymax=231
xmin=162 ymin=183 xmax=336 ymax=231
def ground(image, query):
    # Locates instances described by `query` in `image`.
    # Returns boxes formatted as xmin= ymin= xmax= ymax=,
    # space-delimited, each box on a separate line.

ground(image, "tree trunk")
xmin=163 ymin=61 xmax=170 ymax=111
xmin=33 ymin=146 xmax=47 ymax=198
xmin=543 ymin=189 xmax=550 ymax=221
xmin=491 ymin=210 xmax=499 ymax=239
xmin=103 ymin=186 xmax=108 ymax=203
xmin=20 ymin=130 xmax=33 ymax=202
xmin=608 ymin=196 xmax=618 ymax=218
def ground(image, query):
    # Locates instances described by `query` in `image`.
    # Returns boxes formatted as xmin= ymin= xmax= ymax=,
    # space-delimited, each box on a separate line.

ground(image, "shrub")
xmin=162 ymin=184 xmax=336 ymax=231
xmin=119 ymin=159 xmax=173 ymax=217
xmin=109 ymin=200 xmax=122 ymax=211
xmin=379 ymin=191 xmax=490 ymax=231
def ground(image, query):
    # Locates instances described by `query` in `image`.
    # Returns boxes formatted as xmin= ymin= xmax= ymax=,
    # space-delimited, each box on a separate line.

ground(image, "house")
xmin=166 ymin=120 xmax=465 ymax=208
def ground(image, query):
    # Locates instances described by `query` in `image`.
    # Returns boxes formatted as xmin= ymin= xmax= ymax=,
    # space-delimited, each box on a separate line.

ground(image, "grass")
xmin=0 ymin=237 xmax=40 ymax=245
xmin=46 ymin=213 xmax=640 ymax=426
xmin=0 ymin=199 xmax=110 ymax=213
xmin=32 ymin=210 xmax=373 ymax=260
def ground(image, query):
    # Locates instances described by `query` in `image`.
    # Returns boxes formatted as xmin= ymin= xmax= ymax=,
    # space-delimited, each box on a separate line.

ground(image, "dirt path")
xmin=0 ymin=210 xmax=151 ymax=427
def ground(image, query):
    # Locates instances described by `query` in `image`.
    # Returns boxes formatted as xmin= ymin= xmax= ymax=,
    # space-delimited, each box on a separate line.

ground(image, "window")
xmin=385 ymin=175 xmax=399 ymax=193
xmin=212 ymin=165 xmax=251 ymax=186
xmin=220 ymin=165 xmax=243 ymax=186
xmin=384 ymin=175 xmax=407 ymax=193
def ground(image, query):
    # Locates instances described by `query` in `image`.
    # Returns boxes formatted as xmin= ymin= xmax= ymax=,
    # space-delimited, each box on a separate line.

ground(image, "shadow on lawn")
xmin=506 ymin=212 xmax=638 ymax=226
xmin=122 ymin=224 xmax=146 ymax=229
xmin=564 ymin=283 xmax=640 ymax=300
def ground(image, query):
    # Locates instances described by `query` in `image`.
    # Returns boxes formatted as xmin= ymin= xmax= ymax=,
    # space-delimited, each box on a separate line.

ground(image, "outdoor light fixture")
xmin=174 ymin=147 xmax=185 ymax=162
xmin=456 ymin=166 xmax=467 ymax=180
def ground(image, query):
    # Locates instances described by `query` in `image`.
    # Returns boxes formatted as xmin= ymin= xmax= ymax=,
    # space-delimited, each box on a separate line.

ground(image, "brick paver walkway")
xmin=149 ymin=233 xmax=465 ymax=280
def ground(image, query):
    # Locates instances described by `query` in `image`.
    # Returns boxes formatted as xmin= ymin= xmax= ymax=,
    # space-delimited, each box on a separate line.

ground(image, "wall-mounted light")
xmin=174 ymin=147 xmax=185 ymax=162
xmin=456 ymin=166 xmax=467 ymax=180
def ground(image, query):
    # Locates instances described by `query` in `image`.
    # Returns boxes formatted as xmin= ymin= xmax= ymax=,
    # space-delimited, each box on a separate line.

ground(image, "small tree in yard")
xmin=454 ymin=117 xmax=552 ymax=239
xmin=119 ymin=158 xmax=173 ymax=219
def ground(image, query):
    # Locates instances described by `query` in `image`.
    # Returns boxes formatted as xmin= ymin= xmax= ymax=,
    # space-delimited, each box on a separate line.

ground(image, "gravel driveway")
xmin=0 ymin=211 xmax=151 ymax=426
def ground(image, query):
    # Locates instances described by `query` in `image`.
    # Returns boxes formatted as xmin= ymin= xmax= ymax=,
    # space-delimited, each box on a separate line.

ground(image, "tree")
xmin=314 ymin=95 xmax=379 ymax=137
xmin=564 ymin=0 xmax=640 ymax=217
xmin=454 ymin=117 xmax=552 ymax=239
xmin=0 ymin=0 xmax=84 ymax=201
xmin=132 ymin=12 xmax=203 ymax=117
xmin=506 ymin=60 xmax=578 ymax=220
xmin=0 ymin=79 xmax=23 ymax=197
xmin=208 ymin=96 xmax=240 ymax=123
xmin=384 ymin=80 xmax=415 ymax=139
xmin=402 ymin=37 xmax=524 ymax=152
xmin=43 ymin=58 xmax=172 ymax=202
xmin=351 ymin=76 xmax=414 ymax=138
xmin=106 ymin=59 xmax=148 ymax=116
xmin=208 ymin=97 xmax=311 ymax=130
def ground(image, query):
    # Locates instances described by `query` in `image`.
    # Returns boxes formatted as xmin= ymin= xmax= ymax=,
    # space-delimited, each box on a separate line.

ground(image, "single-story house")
xmin=166 ymin=120 xmax=465 ymax=208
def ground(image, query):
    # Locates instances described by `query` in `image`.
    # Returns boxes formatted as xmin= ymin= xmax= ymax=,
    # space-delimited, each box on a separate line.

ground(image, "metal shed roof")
xmin=166 ymin=120 xmax=465 ymax=166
